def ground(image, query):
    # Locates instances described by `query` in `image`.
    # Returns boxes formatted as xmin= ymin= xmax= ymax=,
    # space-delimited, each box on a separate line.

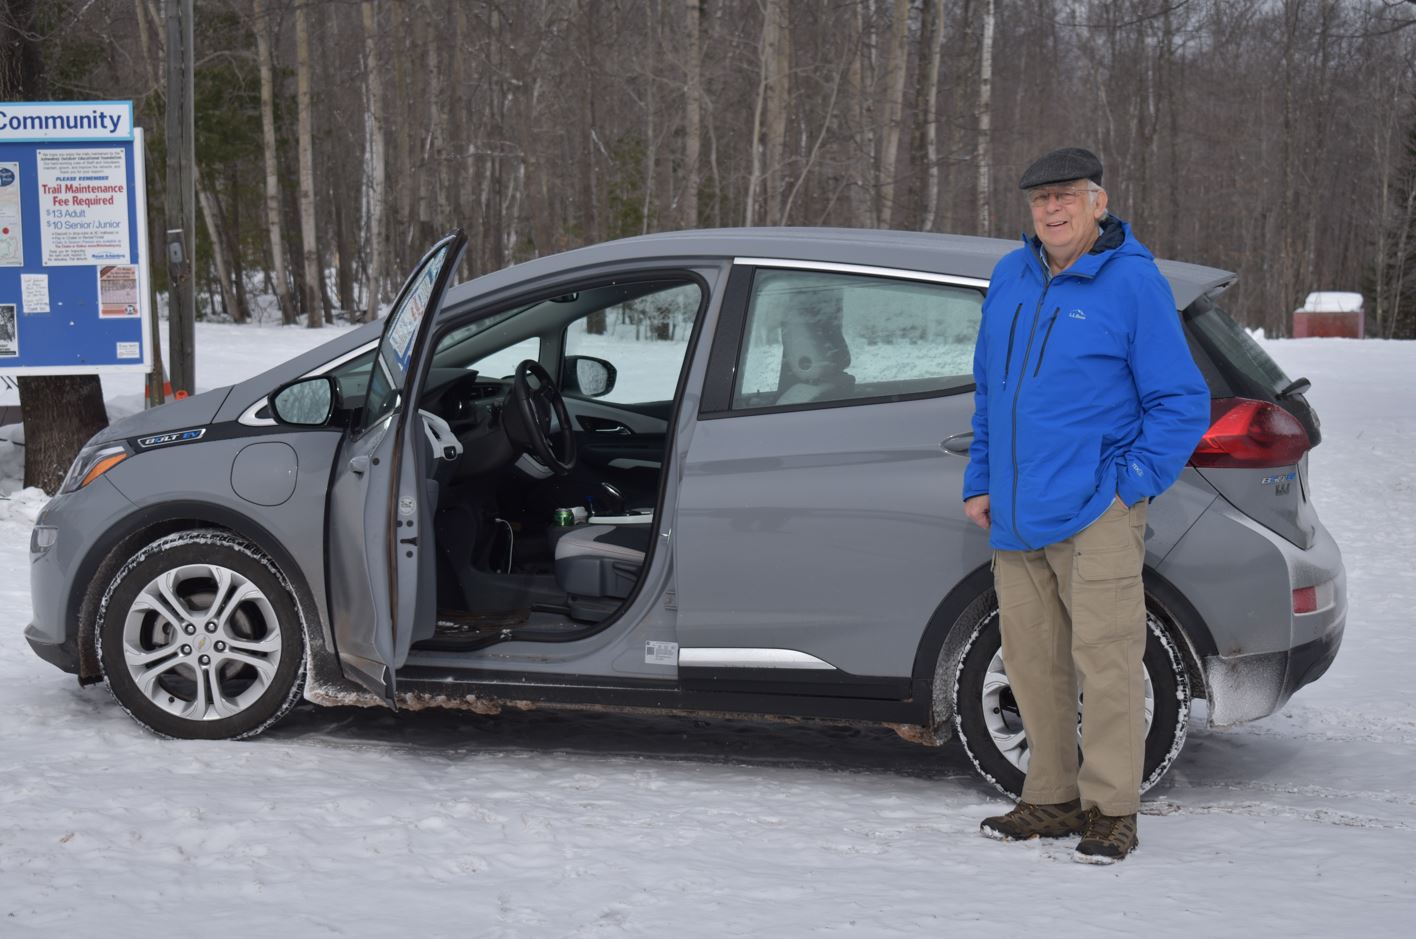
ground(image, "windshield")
xmin=1188 ymin=303 xmax=1291 ymax=395
xmin=434 ymin=306 xmax=524 ymax=359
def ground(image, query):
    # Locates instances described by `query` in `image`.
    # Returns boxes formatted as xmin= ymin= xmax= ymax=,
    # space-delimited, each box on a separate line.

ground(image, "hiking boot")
xmin=1073 ymin=809 xmax=1139 ymax=864
xmin=979 ymin=799 xmax=1087 ymax=841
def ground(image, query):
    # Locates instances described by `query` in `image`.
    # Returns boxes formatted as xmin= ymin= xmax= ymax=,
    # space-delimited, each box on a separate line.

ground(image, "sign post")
xmin=0 ymin=100 xmax=153 ymax=379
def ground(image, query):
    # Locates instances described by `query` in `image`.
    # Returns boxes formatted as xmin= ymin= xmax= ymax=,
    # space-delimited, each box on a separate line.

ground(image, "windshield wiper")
xmin=1278 ymin=377 xmax=1311 ymax=398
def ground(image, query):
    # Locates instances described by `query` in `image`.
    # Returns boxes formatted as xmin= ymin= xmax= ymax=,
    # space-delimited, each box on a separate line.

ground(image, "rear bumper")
xmin=1202 ymin=571 xmax=1346 ymax=726
xmin=1159 ymin=496 xmax=1347 ymax=727
xmin=25 ymin=627 xmax=81 ymax=674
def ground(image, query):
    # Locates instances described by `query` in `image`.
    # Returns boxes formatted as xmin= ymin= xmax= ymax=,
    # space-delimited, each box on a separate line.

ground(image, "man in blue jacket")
xmin=963 ymin=147 xmax=1210 ymax=863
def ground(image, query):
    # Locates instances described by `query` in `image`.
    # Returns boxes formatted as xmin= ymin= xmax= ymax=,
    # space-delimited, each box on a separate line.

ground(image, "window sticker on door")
xmin=644 ymin=640 xmax=678 ymax=666
xmin=386 ymin=256 xmax=445 ymax=373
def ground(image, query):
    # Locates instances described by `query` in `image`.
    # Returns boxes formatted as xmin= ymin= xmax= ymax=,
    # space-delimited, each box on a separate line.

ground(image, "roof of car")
xmin=445 ymin=227 xmax=1236 ymax=310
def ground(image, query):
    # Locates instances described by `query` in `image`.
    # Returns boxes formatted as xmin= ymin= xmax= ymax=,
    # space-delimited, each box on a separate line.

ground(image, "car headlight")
xmin=59 ymin=443 xmax=131 ymax=494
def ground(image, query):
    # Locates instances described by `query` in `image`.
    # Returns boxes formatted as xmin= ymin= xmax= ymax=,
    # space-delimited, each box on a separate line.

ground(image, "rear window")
xmin=1187 ymin=304 xmax=1291 ymax=395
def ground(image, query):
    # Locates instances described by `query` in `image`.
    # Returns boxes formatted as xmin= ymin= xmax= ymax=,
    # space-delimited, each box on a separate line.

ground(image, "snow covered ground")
xmin=2 ymin=324 xmax=1415 ymax=936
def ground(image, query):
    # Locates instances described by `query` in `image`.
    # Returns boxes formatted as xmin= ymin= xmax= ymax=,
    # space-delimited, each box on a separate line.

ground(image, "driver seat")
xmin=554 ymin=524 xmax=652 ymax=601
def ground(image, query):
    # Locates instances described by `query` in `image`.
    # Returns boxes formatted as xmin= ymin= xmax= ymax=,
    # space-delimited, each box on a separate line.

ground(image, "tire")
xmin=96 ymin=529 xmax=307 ymax=740
xmin=950 ymin=592 xmax=1191 ymax=799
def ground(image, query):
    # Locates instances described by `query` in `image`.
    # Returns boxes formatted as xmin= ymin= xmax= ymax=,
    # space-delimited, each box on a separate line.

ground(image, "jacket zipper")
xmin=1032 ymin=307 xmax=1061 ymax=377
xmin=1001 ymin=303 xmax=1022 ymax=388
xmin=1009 ymin=282 xmax=1051 ymax=550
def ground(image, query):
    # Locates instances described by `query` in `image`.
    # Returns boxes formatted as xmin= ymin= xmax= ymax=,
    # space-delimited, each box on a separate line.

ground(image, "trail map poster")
xmin=0 ymin=162 xmax=21 ymax=266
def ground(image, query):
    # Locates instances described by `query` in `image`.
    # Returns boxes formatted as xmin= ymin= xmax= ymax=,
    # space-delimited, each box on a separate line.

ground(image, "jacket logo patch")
xmin=137 ymin=428 xmax=206 ymax=449
xmin=1068 ymin=309 xmax=1087 ymax=320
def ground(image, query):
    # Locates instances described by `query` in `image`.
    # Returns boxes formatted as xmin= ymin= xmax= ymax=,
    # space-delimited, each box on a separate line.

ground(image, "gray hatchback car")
xmin=26 ymin=228 xmax=1346 ymax=796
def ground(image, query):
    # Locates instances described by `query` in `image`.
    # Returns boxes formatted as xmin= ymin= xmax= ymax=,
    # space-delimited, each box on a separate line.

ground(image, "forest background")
xmin=3 ymin=0 xmax=1416 ymax=340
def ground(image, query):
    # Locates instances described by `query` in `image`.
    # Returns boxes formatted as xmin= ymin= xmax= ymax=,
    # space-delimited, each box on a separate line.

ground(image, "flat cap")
xmin=1018 ymin=147 xmax=1104 ymax=190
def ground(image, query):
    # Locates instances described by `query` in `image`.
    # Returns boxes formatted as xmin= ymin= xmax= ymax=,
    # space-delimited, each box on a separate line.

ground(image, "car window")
xmin=562 ymin=281 xmax=703 ymax=404
xmin=328 ymin=348 xmax=377 ymax=403
xmin=1188 ymin=302 xmax=1291 ymax=395
xmin=732 ymin=269 xmax=983 ymax=410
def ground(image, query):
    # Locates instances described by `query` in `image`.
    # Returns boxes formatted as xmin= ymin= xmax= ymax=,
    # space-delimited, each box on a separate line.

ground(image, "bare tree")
xmin=921 ymin=0 xmax=945 ymax=231
xmin=745 ymin=0 xmax=787 ymax=226
xmin=975 ymin=0 xmax=995 ymax=236
xmin=252 ymin=0 xmax=297 ymax=324
xmin=682 ymin=0 xmax=703 ymax=228
xmin=23 ymin=0 xmax=1416 ymax=341
xmin=197 ymin=168 xmax=247 ymax=322
xmin=878 ymin=0 xmax=911 ymax=228
xmin=295 ymin=0 xmax=323 ymax=327
xmin=361 ymin=0 xmax=388 ymax=321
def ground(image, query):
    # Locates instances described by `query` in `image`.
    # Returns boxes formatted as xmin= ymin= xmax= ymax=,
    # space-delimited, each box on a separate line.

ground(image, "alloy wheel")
xmin=120 ymin=562 xmax=284 ymax=721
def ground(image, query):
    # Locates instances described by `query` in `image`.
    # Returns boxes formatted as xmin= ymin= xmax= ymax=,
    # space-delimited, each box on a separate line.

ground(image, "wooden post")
xmin=164 ymin=0 xmax=196 ymax=393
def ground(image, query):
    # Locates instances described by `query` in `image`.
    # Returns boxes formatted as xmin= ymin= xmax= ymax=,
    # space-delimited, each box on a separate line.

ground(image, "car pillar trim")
xmin=733 ymin=257 xmax=991 ymax=290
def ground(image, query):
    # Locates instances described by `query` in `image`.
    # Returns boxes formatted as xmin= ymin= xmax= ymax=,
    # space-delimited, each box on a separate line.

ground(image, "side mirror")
xmin=270 ymin=375 xmax=338 ymax=426
xmin=562 ymin=355 xmax=617 ymax=398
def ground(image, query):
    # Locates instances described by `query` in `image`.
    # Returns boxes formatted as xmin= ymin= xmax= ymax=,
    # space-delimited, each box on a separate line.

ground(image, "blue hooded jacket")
xmin=963 ymin=217 xmax=1211 ymax=551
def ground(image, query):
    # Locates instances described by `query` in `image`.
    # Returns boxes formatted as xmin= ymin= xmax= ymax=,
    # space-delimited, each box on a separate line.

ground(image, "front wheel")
xmin=951 ymin=595 xmax=1191 ymax=799
xmin=97 ymin=530 xmax=307 ymax=740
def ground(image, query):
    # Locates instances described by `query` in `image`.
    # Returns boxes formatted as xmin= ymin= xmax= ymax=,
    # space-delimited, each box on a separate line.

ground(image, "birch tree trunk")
xmin=846 ymin=4 xmax=873 ymax=227
xmin=878 ymin=0 xmax=911 ymax=229
xmin=744 ymin=9 xmax=771 ymax=226
xmin=682 ymin=0 xmax=702 ymax=229
xmin=295 ymin=0 xmax=324 ymax=327
xmin=361 ymin=0 xmax=387 ymax=322
xmin=975 ymin=0 xmax=995 ymax=236
xmin=253 ymin=0 xmax=297 ymax=325
xmin=922 ymin=0 xmax=945 ymax=231
xmin=197 ymin=169 xmax=247 ymax=322
xmin=762 ymin=0 xmax=789 ymax=226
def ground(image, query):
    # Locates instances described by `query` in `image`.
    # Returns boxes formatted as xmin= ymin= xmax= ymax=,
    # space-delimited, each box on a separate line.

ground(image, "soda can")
xmin=554 ymin=508 xmax=575 ymax=526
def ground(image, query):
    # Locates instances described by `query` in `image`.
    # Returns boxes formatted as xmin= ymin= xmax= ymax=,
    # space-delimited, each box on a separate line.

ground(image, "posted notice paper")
xmin=0 ymin=162 xmax=21 ymax=266
xmin=0 ymin=303 xmax=17 ymax=356
xmin=21 ymin=273 xmax=49 ymax=313
xmin=98 ymin=264 xmax=140 ymax=318
xmin=36 ymin=148 xmax=131 ymax=266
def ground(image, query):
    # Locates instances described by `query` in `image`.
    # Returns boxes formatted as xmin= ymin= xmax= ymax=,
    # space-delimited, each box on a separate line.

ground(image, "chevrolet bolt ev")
xmin=26 ymin=228 xmax=1345 ymax=796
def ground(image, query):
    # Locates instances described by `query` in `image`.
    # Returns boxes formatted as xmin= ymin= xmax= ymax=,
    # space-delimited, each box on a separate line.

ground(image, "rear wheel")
xmin=97 ymin=530 xmax=306 ymax=739
xmin=950 ymin=592 xmax=1191 ymax=799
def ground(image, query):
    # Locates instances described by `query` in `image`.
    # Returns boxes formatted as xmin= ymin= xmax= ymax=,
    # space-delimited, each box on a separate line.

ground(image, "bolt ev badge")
xmin=137 ymin=428 xmax=207 ymax=449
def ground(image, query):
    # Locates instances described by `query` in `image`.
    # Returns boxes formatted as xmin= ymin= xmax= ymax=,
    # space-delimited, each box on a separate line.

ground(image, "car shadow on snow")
xmin=262 ymin=698 xmax=986 ymax=786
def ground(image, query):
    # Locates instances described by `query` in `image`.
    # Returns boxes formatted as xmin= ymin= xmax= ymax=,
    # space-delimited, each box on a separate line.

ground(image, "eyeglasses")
xmin=1027 ymin=187 xmax=1091 ymax=208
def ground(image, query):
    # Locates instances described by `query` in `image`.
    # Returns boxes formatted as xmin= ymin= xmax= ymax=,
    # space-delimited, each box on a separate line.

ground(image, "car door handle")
xmin=940 ymin=432 xmax=973 ymax=456
xmin=578 ymin=415 xmax=632 ymax=434
xmin=349 ymin=455 xmax=370 ymax=475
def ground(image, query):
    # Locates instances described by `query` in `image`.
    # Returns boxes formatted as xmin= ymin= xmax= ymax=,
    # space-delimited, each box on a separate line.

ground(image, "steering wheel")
xmin=506 ymin=359 xmax=577 ymax=475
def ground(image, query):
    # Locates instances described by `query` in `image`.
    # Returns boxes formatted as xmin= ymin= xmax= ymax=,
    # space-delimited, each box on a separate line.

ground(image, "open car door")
xmin=326 ymin=230 xmax=467 ymax=701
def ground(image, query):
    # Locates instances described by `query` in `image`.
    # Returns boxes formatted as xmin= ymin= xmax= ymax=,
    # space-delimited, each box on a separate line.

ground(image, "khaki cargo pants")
xmin=993 ymin=497 xmax=1148 ymax=816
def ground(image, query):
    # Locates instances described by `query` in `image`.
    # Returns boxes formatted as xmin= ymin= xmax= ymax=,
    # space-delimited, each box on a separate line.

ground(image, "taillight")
xmin=1293 ymin=579 xmax=1335 ymax=615
xmin=1190 ymin=398 xmax=1310 ymax=469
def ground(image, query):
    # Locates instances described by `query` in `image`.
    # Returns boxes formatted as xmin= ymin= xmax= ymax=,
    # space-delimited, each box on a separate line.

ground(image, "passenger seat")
xmin=553 ymin=525 xmax=652 ymax=600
